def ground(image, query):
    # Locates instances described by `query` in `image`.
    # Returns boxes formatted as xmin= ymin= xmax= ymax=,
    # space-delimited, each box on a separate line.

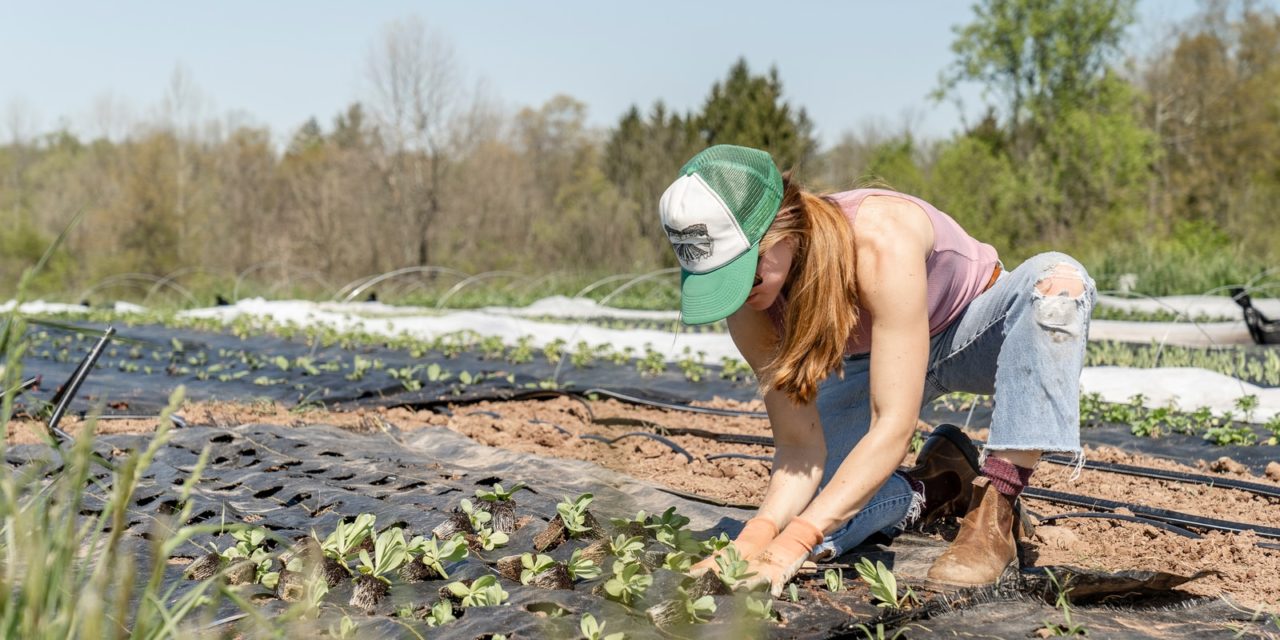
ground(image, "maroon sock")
xmin=981 ymin=457 xmax=1034 ymax=497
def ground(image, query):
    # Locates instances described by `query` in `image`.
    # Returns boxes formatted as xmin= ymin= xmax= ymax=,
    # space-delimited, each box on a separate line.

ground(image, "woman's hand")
xmin=687 ymin=517 xmax=777 ymax=577
xmin=739 ymin=517 xmax=824 ymax=596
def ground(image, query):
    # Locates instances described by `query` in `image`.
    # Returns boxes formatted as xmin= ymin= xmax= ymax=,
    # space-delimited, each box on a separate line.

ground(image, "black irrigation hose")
xmin=1041 ymin=453 xmax=1280 ymax=500
xmin=653 ymin=484 xmax=756 ymax=510
xmin=578 ymin=432 xmax=694 ymax=463
xmin=527 ymin=419 xmax=573 ymax=437
xmin=1036 ymin=511 xmax=1203 ymax=539
xmin=1023 ymin=487 xmax=1280 ymax=540
xmin=654 ymin=426 xmax=774 ymax=447
xmin=579 ymin=387 xmax=766 ymax=418
xmin=705 ymin=453 xmax=772 ymax=464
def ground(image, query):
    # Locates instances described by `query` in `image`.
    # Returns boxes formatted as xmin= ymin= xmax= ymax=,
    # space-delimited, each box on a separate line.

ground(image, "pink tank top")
xmin=767 ymin=189 xmax=998 ymax=355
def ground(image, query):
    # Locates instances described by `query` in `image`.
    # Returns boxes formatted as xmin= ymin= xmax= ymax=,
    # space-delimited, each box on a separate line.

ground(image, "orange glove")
xmin=741 ymin=517 xmax=824 ymax=596
xmin=688 ymin=516 xmax=778 ymax=576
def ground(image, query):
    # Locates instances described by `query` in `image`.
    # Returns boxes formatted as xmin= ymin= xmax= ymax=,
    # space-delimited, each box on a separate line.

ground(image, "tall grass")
xmin=0 ymin=220 xmax=238 ymax=638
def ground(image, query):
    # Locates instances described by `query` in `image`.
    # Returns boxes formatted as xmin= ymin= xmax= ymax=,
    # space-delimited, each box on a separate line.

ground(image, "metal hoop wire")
xmin=142 ymin=266 xmax=230 ymax=306
xmin=434 ymin=271 xmax=531 ymax=310
xmin=78 ymin=274 xmax=199 ymax=307
xmin=233 ymin=262 xmax=336 ymax=302
xmin=332 ymin=266 xmax=469 ymax=303
xmin=573 ymin=273 xmax=636 ymax=299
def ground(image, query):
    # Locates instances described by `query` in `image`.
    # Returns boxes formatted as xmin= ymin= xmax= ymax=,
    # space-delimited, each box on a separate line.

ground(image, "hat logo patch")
xmin=665 ymin=223 xmax=713 ymax=264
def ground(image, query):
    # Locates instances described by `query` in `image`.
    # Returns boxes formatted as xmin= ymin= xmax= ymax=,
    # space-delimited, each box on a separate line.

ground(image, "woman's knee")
xmin=1024 ymin=252 xmax=1095 ymax=300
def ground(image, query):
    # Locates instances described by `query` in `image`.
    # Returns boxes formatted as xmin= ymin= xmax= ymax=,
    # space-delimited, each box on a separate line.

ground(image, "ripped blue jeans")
xmin=809 ymin=252 xmax=1097 ymax=561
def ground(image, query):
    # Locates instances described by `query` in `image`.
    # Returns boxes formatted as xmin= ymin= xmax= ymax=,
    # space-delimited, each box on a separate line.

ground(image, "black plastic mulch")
xmin=6 ymin=423 xmax=1271 ymax=639
xmin=14 ymin=321 xmax=759 ymax=417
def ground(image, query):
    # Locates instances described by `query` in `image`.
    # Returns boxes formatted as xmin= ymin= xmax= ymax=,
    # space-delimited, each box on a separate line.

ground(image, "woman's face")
xmin=744 ymin=237 xmax=794 ymax=311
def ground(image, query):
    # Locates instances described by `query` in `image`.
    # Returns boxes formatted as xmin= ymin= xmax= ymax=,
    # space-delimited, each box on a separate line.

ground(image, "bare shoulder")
xmin=853 ymin=194 xmax=933 ymax=258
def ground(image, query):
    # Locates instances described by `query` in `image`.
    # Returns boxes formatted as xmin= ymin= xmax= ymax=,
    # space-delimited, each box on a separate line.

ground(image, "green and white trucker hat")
xmin=659 ymin=145 xmax=783 ymax=325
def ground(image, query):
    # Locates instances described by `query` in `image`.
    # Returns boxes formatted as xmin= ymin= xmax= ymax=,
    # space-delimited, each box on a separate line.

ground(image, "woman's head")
xmin=658 ymin=145 xmax=784 ymax=325
xmin=660 ymin=145 xmax=859 ymax=405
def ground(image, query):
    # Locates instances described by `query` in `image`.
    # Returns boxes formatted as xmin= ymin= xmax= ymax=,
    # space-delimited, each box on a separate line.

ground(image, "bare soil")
xmin=12 ymin=396 xmax=1279 ymax=609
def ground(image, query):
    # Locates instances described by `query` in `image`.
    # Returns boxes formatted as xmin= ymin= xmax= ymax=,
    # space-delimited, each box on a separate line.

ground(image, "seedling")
xmin=663 ymin=550 xmax=693 ymax=573
xmin=557 ymin=493 xmax=596 ymax=537
xmin=346 ymin=355 xmax=373 ymax=381
xmin=475 ymin=482 xmax=526 ymax=502
xmin=820 ymin=567 xmax=845 ymax=592
xmin=351 ymin=527 xmax=409 ymax=609
xmin=603 ymin=559 xmax=652 ymax=607
xmin=647 ymin=507 xmax=699 ymax=552
xmin=608 ymin=534 xmax=646 ymax=563
xmin=508 ymin=336 xmax=535 ymax=364
xmin=320 ymin=514 xmax=376 ymax=565
xmin=580 ymin=613 xmax=625 ymax=640
xmin=543 ymin=338 xmax=567 ymax=365
xmin=566 ymin=548 xmax=602 ymax=580
xmin=636 ymin=346 xmax=666 ymax=377
xmin=458 ymin=499 xmax=494 ymax=531
xmin=329 ymin=615 xmax=358 ymax=639
xmin=408 ymin=533 xmax=468 ymax=579
xmin=721 ymin=593 xmax=765 ymax=625
xmin=473 ymin=526 xmax=510 ymax=551
xmin=446 ymin=574 xmax=510 ymax=607
xmin=855 ymin=558 xmax=917 ymax=608
xmin=700 ymin=532 xmax=732 ymax=555
xmin=714 ymin=545 xmax=756 ymax=590
xmin=1038 ymin=570 xmax=1088 ymax=636
xmin=520 ymin=553 xmax=557 ymax=585
xmin=424 ymin=600 xmax=456 ymax=627
xmin=648 ymin=585 xmax=716 ymax=627
xmin=219 ymin=527 xmax=274 ymax=585
xmin=788 ymin=583 xmax=800 ymax=603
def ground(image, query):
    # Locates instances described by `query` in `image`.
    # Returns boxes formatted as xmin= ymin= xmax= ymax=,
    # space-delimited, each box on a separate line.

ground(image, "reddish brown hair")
xmin=757 ymin=173 xmax=858 ymax=404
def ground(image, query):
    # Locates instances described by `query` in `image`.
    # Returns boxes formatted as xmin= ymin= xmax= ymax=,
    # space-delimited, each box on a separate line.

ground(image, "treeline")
xmin=1 ymin=1 xmax=1278 ymax=302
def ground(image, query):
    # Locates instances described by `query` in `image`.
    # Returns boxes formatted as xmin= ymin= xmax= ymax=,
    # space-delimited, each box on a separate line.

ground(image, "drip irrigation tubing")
xmin=1021 ymin=487 xmax=1280 ymax=540
xmin=1034 ymin=511 xmax=1203 ymax=539
xmin=578 ymin=388 xmax=766 ymax=418
xmin=574 ymin=432 xmax=693 ymax=463
xmin=1041 ymin=453 xmax=1280 ymax=499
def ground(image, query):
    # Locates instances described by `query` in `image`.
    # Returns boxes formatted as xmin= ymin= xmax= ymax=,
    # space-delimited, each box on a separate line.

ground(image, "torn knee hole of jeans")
xmin=1034 ymin=265 xmax=1087 ymax=341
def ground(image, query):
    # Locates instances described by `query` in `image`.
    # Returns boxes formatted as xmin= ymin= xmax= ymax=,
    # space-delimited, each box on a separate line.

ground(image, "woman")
xmin=661 ymin=145 xmax=1094 ymax=595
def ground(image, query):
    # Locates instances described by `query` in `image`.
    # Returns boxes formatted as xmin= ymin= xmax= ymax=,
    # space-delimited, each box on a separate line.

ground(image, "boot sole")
xmin=922 ymin=558 xmax=1020 ymax=592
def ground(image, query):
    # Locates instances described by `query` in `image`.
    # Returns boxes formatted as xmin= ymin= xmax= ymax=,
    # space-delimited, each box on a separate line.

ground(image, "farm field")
xmin=4 ymin=296 xmax=1279 ymax=638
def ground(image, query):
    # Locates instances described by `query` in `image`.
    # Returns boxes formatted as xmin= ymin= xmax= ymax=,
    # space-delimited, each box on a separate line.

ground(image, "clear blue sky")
xmin=2 ymin=1 xmax=1204 ymax=147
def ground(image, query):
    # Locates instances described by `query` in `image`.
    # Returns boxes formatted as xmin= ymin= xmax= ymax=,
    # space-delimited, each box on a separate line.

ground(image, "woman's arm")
xmin=727 ymin=307 xmax=826 ymax=531
xmin=792 ymin=199 xmax=931 ymax=530
xmin=745 ymin=196 xmax=934 ymax=594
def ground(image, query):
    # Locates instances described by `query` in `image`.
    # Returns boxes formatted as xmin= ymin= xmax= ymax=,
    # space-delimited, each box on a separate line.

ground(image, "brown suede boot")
xmin=925 ymin=476 xmax=1018 ymax=589
xmin=904 ymin=424 xmax=981 ymax=527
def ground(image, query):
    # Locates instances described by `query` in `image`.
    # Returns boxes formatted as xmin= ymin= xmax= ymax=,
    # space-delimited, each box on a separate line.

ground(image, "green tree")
xmin=602 ymin=101 xmax=702 ymax=255
xmin=939 ymin=0 xmax=1137 ymax=158
xmin=698 ymin=58 xmax=816 ymax=170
